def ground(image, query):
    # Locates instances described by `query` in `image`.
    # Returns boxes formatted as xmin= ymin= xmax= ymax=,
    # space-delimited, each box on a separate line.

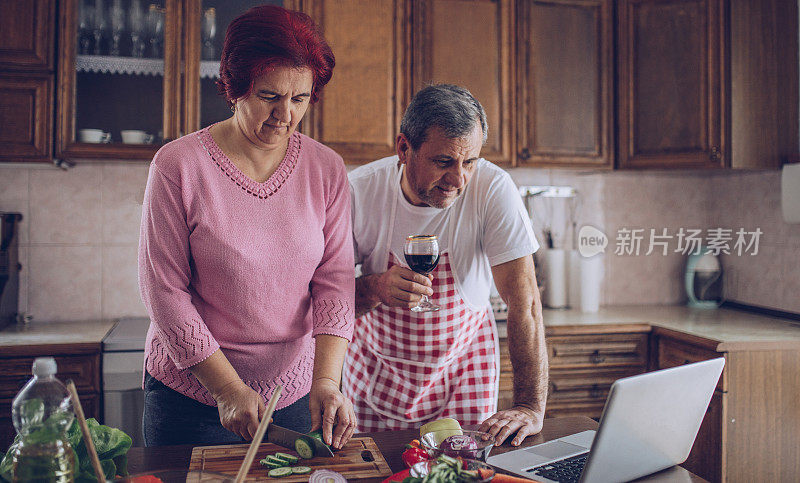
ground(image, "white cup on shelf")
xmin=121 ymin=130 xmax=155 ymax=144
xmin=79 ymin=128 xmax=111 ymax=143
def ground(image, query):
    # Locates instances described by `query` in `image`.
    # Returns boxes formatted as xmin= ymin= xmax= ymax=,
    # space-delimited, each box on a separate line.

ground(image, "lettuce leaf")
xmin=0 ymin=418 xmax=131 ymax=482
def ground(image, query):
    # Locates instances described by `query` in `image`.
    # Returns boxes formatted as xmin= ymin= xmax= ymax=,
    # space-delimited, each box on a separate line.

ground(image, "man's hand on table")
xmin=478 ymin=406 xmax=544 ymax=446
xmin=309 ymin=377 xmax=357 ymax=450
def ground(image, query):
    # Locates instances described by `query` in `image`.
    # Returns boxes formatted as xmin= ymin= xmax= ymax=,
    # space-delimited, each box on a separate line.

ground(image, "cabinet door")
xmin=0 ymin=0 xmax=55 ymax=70
xmin=682 ymin=390 xmax=723 ymax=483
xmin=0 ymin=74 xmax=53 ymax=161
xmin=517 ymin=0 xmax=613 ymax=168
xmin=56 ymin=0 xmax=182 ymax=160
xmin=412 ymin=0 xmax=514 ymax=166
xmin=183 ymin=0 xmax=288 ymax=133
xmin=298 ymin=0 xmax=410 ymax=165
xmin=617 ymin=0 xmax=724 ymax=168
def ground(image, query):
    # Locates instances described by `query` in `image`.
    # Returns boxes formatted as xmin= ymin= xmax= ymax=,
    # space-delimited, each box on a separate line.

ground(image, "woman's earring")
xmin=230 ymin=104 xmax=235 ymax=112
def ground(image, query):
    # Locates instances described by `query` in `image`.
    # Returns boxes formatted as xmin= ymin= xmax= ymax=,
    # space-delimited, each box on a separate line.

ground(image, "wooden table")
xmin=126 ymin=416 xmax=705 ymax=482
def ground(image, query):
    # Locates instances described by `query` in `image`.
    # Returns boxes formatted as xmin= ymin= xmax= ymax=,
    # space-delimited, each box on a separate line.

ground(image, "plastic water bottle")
xmin=10 ymin=357 xmax=76 ymax=482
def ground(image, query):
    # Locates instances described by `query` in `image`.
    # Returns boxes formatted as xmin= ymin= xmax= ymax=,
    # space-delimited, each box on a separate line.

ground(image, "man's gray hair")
xmin=399 ymin=84 xmax=488 ymax=150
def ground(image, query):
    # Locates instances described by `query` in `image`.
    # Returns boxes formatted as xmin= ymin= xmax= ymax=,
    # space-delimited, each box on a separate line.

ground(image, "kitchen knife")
xmin=266 ymin=424 xmax=335 ymax=457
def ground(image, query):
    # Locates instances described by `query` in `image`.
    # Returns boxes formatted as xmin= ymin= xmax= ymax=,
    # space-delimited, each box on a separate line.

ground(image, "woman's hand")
xmin=214 ymin=379 xmax=265 ymax=441
xmin=309 ymin=377 xmax=356 ymax=450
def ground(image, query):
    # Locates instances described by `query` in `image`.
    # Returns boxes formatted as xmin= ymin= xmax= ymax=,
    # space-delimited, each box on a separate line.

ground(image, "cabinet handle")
xmin=590 ymin=350 xmax=606 ymax=364
xmin=710 ymin=146 xmax=722 ymax=163
xmin=519 ymin=147 xmax=531 ymax=161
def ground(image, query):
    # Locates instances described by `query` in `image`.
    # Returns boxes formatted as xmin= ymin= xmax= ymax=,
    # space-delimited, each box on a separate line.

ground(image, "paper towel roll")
xmin=542 ymin=249 xmax=567 ymax=308
xmin=578 ymin=255 xmax=603 ymax=313
xmin=782 ymin=163 xmax=800 ymax=224
xmin=567 ymin=250 xmax=581 ymax=308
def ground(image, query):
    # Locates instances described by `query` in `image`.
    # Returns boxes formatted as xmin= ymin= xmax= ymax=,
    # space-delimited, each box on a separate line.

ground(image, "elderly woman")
xmin=138 ymin=5 xmax=355 ymax=448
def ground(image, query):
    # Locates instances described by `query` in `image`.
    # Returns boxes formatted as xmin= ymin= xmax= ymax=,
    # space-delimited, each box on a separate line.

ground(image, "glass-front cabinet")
xmin=57 ymin=0 xmax=178 ymax=159
xmin=56 ymin=0 xmax=287 ymax=160
xmin=183 ymin=0 xmax=284 ymax=133
xmin=184 ymin=0 xmax=286 ymax=132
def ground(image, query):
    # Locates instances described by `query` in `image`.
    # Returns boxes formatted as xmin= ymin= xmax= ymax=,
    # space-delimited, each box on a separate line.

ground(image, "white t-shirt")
xmin=349 ymin=155 xmax=539 ymax=310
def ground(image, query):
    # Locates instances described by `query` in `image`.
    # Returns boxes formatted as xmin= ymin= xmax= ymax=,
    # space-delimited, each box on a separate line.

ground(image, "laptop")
xmin=487 ymin=358 xmax=724 ymax=483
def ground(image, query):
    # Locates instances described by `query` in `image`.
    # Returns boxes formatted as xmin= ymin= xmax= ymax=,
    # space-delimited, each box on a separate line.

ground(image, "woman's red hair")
xmin=217 ymin=5 xmax=334 ymax=105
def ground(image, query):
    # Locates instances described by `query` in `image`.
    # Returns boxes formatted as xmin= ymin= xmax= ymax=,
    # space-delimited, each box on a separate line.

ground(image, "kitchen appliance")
xmin=102 ymin=316 xmax=149 ymax=447
xmin=189 ymin=437 xmax=392 ymax=482
xmin=0 ymin=212 xmax=23 ymax=331
xmin=685 ymin=251 xmax=723 ymax=308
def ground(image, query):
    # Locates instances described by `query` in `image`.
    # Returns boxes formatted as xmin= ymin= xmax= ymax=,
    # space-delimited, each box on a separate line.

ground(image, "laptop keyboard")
xmin=527 ymin=453 xmax=588 ymax=483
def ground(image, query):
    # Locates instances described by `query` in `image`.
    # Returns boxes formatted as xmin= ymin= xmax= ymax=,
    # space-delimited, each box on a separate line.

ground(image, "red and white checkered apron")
xmin=342 ymin=250 xmax=499 ymax=432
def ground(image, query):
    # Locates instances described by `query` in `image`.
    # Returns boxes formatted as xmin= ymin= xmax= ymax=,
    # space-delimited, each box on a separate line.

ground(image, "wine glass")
xmin=78 ymin=0 xmax=94 ymax=54
xmin=147 ymin=5 xmax=165 ymax=58
xmin=404 ymin=235 xmax=440 ymax=312
xmin=129 ymin=0 xmax=145 ymax=57
xmin=201 ymin=8 xmax=217 ymax=60
xmin=92 ymin=0 xmax=107 ymax=55
xmin=109 ymin=0 xmax=125 ymax=56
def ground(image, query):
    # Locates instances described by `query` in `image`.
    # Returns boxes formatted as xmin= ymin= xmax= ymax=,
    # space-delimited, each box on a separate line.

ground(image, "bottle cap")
xmin=32 ymin=357 xmax=57 ymax=377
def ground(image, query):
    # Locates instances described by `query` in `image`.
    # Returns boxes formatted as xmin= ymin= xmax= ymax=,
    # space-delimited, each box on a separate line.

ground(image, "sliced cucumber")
xmin=274 ymin=452 xmax=299 ymax=465
xmin=291 ymin=466 xmax=312 ymax=475
xmin=307 ymin=429 xmax=324 ymax=441
xmin=268 ymin=467 xmax=294 ymax=478
xmin=265 ymin=455 xmax=290 ymax=467
xmin=260 ymin=458 xmax=285 ymax=470
xmin=295 ymin=436 xmax=315 ymax=459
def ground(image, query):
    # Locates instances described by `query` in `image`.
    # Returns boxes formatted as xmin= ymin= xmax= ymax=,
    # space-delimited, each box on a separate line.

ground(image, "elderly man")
xmin=341 ymin=84 xmax=548 ymax=446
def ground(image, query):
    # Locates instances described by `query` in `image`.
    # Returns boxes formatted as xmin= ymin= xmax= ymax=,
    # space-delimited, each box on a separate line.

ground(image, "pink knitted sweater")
xmin=138 ymin=127 xmax=355 ymax=410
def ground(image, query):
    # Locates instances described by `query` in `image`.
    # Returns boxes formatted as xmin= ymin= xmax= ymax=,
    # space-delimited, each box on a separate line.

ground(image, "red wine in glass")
xmin=405 ymin=254 xmax=440 ymax=274
xmin=404 ymin=235 xmax=440 ymax=312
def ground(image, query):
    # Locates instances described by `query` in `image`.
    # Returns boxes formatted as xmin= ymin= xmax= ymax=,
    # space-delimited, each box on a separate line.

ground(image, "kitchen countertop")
xmin=497 ymin=305 xmax=800 ymax=351
xmin=3 ymin=305 xmax=799 ymax=353
xmin=0 ymin=319 xmax=116 ymax=349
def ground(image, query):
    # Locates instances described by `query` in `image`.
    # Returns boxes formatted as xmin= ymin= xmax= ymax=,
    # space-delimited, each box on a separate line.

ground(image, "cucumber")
xmin=307 ymin=429 xmax=324 ymax=441
xmin=268 ymin=467 xmax=294 ymax=478
xmin=291 ymin=466 xmax=312 ymax=475
xmin=265 ymin=455 xmax=290 ymax=467
xmin=260 ymin=458 xmax=285 ymax=470
xmin=273 ymin=452 xmax=299 ymax=465
xmin=295 ymin=436 xmax=315 ymax=459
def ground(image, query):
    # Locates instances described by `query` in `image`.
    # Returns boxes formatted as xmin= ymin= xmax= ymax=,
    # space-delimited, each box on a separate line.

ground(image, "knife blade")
xmin=266 ymin=424 xmax=335 ymax=457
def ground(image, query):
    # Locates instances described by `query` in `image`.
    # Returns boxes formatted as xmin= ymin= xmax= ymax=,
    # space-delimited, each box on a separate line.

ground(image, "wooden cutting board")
xmin=189 ymin=437 xmax=393 ymax=481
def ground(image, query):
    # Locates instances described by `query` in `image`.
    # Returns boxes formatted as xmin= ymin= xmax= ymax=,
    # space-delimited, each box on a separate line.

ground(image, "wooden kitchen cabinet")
xmin=617 ymin=0 xmax=798 ymax=169
xmin=183 ymin=0 xmax=296 ymax=133
xmin=0 ymin=0 xmax=55 ymax=70
xmin=655 ymin=332 xmax=725 ymax=482
xmin=57 ymin=0 xmax=294 ymax=161
xmin=498 ymin=327 xmax=649 ymax=418
xmin=516 ymin=0 xmax=613 ymax=168
xmin=295 ymin=0 xmax=409 ymax=165
xmin=654 ymin=328 xmax=800 ymax=483
xmin=0 ymin=343 xmax=101 ymax=453
xmin=0 ymin=74 xmax=54 ymax=160
xmin=412 ymin=0 xmax=515 ymax=166
xmin=617 ymin=0 xmax=724 ymax=169
xmin=55 ymin=0 xmax=181 ymax=160
xmin=0 ymin=0 xmax=56 ymax=163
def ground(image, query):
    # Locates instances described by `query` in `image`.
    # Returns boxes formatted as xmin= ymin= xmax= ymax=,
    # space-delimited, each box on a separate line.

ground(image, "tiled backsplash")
xmin=1 ymin=162 xmax=799 ymax=322
xmin=1 ymin=164 xmax=150 ymax=321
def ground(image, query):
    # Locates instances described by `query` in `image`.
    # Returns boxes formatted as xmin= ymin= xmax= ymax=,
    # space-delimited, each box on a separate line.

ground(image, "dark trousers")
xmin=143 ymin=371 xmax=311 ymax=447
